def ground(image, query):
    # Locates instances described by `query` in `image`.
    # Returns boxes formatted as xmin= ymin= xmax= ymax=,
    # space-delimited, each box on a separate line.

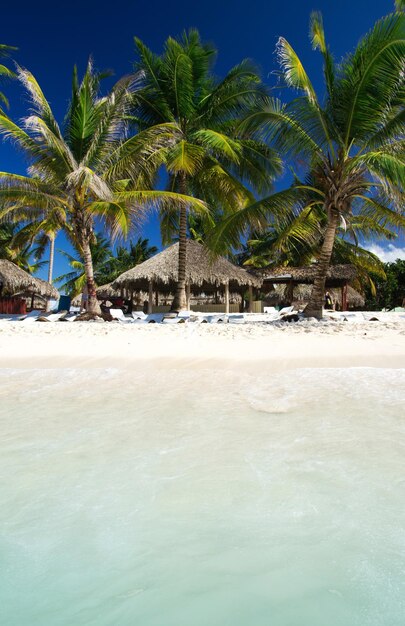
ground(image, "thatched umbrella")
xmin=0 ymin=259 xmax=58 ymax=298
xmin=259 ymin=264 xmax=357 ymax=311
xmin=258 ymin=264 xmax=357 ymax=284
xmin=96 ymin=283 xmax=121 ymax=300
xmin=264 ymin=283 xmax=364 ymax=310
xmin=113 ymin=240 xmax=262 ymax=312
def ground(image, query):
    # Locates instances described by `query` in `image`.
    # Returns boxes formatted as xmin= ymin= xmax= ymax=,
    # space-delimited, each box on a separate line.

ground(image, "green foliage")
xmin=0 ymin=43 xmax=17 ymax=114
xmin=0 ymin=222 xmax=46 ymax=273
xmin=133 ymin=29 xmax=282 ymax=245
xmin=364 ymin=259 xmax=405 ymax=309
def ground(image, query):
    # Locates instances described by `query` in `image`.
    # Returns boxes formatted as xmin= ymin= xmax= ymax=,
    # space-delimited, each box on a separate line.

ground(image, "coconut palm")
xmin=0 ymin=61 xmax=206 ymax=314
xmin=133 ymin=30 xmax=282 ymax=310
xmin=0 ymin=44 xmax=17 ymax=115
xmin=220 ymin=7 xmax=405 ymax=318
xmin=0 ymin=222 xmax=46 ymax=274
xmin=97 ymin=236 xmax=158 ymax=284
xmin=55 ymin=235 xmax=114 ymax=297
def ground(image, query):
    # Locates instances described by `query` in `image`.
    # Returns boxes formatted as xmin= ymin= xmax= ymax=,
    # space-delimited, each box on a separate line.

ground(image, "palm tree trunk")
xmin=82 ymin=238 xmax=101 ymax=315
xmin=47 ymin=234 xmax=55 ymax=284
xmin=304 ymin=207 xmax=339 ymax=319
xmin=45 ymin=234 xmax=56 ymax=312
xmin=171 ymin=174 xmax=188 ymax=312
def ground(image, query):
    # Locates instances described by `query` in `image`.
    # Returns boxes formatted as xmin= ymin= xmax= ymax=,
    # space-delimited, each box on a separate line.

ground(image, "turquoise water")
xmin=1 ymin=366 xmax=405 ymax=626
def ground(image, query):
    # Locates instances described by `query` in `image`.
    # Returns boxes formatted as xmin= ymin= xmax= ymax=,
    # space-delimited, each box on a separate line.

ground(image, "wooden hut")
xmin=112 ymin=240 xmax=262 ymax=313
xmin=265 ymin=283 xmax=364 ymax=310
xmin=259 ymin=264 xmax=357 ymax=311
xmin=0 ymin=259 xmax=59 ymax=313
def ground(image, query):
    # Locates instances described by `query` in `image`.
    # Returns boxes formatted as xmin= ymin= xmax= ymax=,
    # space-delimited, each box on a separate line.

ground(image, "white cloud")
xmin=366 ymin=243 xmax=405 ymax=263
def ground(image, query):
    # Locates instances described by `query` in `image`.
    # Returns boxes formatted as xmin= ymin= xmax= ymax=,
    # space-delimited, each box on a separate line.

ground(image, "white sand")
xmin=1 ymin=317 xmax=405 ymax=372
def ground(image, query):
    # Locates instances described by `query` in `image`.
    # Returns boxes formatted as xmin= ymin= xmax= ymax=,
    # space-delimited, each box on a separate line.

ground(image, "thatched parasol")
xmin=264 ymin=283 xmax=364 ymax=309
xmin=113 ymin=240 xmax=262 ymax=293
xmin=0 ymin=259 xmax=58 ymax=298
xmin=258 ymin=264 xmax=357 ymax=285
xmin=96 ymin=283 xmax=121 ymax=299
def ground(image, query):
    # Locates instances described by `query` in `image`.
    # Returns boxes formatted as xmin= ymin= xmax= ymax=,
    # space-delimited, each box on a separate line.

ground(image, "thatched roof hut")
xmin=258 ymin=264 xmax=357 ymax=311
xmin=265 ymin=283 xmax=364 ymax=309
xmin=96 ymin=283 xmax=120 ymax=299
xmin=0 ymin=259 xmax=58 ymax=298
xmin=259 ymin=264 xmax=357 ymax=285
xmin=114 ymin=241 xmax=261 ymax=291
xmin=112 ymin=241 xmax=261 ymax=312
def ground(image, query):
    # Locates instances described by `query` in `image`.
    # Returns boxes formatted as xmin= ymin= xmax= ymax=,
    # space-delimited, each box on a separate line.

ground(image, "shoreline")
xmin=1 ymin=319 xmax=405 ymax=373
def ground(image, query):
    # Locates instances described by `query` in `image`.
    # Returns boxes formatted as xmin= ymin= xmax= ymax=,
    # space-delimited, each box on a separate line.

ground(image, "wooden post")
xmin=248 ymin=285 xmax=253 ymax=313
xmin=342 ymin=283 xmax=348 ymax=311
xmin=186 ymin=283 xmax=191 ymax=310
xmin=224 ymin=282 xmax=230 ymax=314
xmin=148 ymin=281 xmax=153 ymax=314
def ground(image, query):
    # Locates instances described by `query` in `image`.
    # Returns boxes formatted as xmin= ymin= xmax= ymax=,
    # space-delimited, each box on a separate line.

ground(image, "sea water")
xmin=0 ymin=365 xmax=404 ymax=626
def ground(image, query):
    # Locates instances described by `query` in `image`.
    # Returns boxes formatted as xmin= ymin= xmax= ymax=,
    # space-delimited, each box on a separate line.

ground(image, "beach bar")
xmin=112 ymin=240 xmax=262 ymax=313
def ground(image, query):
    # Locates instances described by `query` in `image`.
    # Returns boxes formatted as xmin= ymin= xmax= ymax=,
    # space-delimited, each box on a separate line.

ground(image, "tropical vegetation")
xmin=213 ymin=5 xmax=405 ymax=317
xmin=132 ymin=30 xmax=282 ymax=310
xmin=0 ymin=62 xmax=205 ymax=314
xmin=0 ymin=3 xmax=404 ymax=317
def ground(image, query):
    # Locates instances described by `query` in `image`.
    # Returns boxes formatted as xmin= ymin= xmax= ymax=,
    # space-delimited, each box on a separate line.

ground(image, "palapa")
xmin=259 ymin=264 xmax=357 ymax=284
xmin=112 ymin=241 xmax=262 ymax=293
xmin=264 ymin=283 xmax=364 ymax=308
xmin=0 ymin=259 xmax=58 ymax=298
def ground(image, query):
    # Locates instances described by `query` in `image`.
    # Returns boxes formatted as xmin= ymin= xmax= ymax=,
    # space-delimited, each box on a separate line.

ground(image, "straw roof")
xmin=0 ymin=259 xmax=58 ymax=298
xmin=259 ymin=264 xmax=357 ymax=283
xmin=96 ymin=283 xmax=121 ymax=299
xmin=113 ymin=241 xmax=262 ymax=292
xmin=264 ymin=283 xmax=365 ymax=308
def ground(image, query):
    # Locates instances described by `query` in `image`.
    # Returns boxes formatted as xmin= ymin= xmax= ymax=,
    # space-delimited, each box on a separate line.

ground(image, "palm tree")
xmin=0 ymin=44 xmax=17 ymax=115
xmin=0 ymin=222 xmax=46 ymax=274
xmin=55 ymin=235 xmax=113 ymax=296
xmin=0 ymin=61 xmax=206 ymax=314
xmin=225 ymin=7 xmax=405 ymax=318
xmin=97 ymin=236 xmax=158 ymax=284
xmin=133 ymin=30 xmax=282 ymax=310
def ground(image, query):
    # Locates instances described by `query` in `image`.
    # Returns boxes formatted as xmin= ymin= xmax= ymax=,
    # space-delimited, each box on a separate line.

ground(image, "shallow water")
xmin=1 ymin=366 xmax=405 ymax=626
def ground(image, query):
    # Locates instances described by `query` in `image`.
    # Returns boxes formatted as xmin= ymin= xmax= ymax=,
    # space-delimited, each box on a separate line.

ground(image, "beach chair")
xmin=109 ymin=308 xmax=134 ymax=323
xmin=20 ymin=310 xmax=42 ymax=323
xmin=132 ymin=311 xmax=147 ymax=320
xmin=60 ymin=312 xmax=77 ymax=322
xmin=206 ymin=314 xmax=228 ymax=324
xmin=228 ymin=314 xmax=245 ymax=324
xmin=278 ymin=306 xmax=295 ymax=315
xmin=146 ymin=313 xmax=164 ymax=323
xmin=37 ymin=311 xmax=68 ymax=322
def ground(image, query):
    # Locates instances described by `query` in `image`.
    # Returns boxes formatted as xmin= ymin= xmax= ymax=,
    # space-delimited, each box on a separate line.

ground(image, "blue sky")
xmin=1 ymin=0 xmax=403 ymax=282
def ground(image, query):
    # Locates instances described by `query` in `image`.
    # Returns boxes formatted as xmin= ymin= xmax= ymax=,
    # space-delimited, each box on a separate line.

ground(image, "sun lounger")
xmin=228 ymin=314 xmax=245 ymax=324
xmin=146 ymin=313 xmax=164 ymax=323
xmin=206 ymin=314 xmax=228 ymax=324
xmin=0 ymin=313 xmax=27 ymax=321
xmin=278 ymin=306 xmax=295 ymax=315
xmin=37 ymin=311 xmax=68 ymax=322
xmin=132 ymin=311 xmax=147 ymax=320
xmin=59 ymin=312 xmax=77 ymax=322
xmin=20 ymin=310 xmax=42 ymax=323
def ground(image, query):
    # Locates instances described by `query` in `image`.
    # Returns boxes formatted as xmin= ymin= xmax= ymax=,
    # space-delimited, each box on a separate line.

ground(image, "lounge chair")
xmin=20 ymin=310 xmax=43 ymax=323
xmin=37 ymin=311 xmax=68 ymax=322
xmin=278 ymin=306 xmax=295 ymax=315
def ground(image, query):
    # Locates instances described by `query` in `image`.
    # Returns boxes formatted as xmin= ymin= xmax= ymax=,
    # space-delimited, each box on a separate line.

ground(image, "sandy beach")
xmin=1 ymin=318 xmax=405 ymax=372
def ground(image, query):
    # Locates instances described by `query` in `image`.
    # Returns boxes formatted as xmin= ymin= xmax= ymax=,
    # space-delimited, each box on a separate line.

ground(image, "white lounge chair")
xmin=20 ymin=310 xmax=43 ymax=324
xmin=37 ymin=311 xmax=68 ymax=322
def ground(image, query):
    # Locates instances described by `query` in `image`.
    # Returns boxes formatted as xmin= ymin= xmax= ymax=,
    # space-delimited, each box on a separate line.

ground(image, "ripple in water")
xmin=1 ymin=366 xmax=405 ymax=626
